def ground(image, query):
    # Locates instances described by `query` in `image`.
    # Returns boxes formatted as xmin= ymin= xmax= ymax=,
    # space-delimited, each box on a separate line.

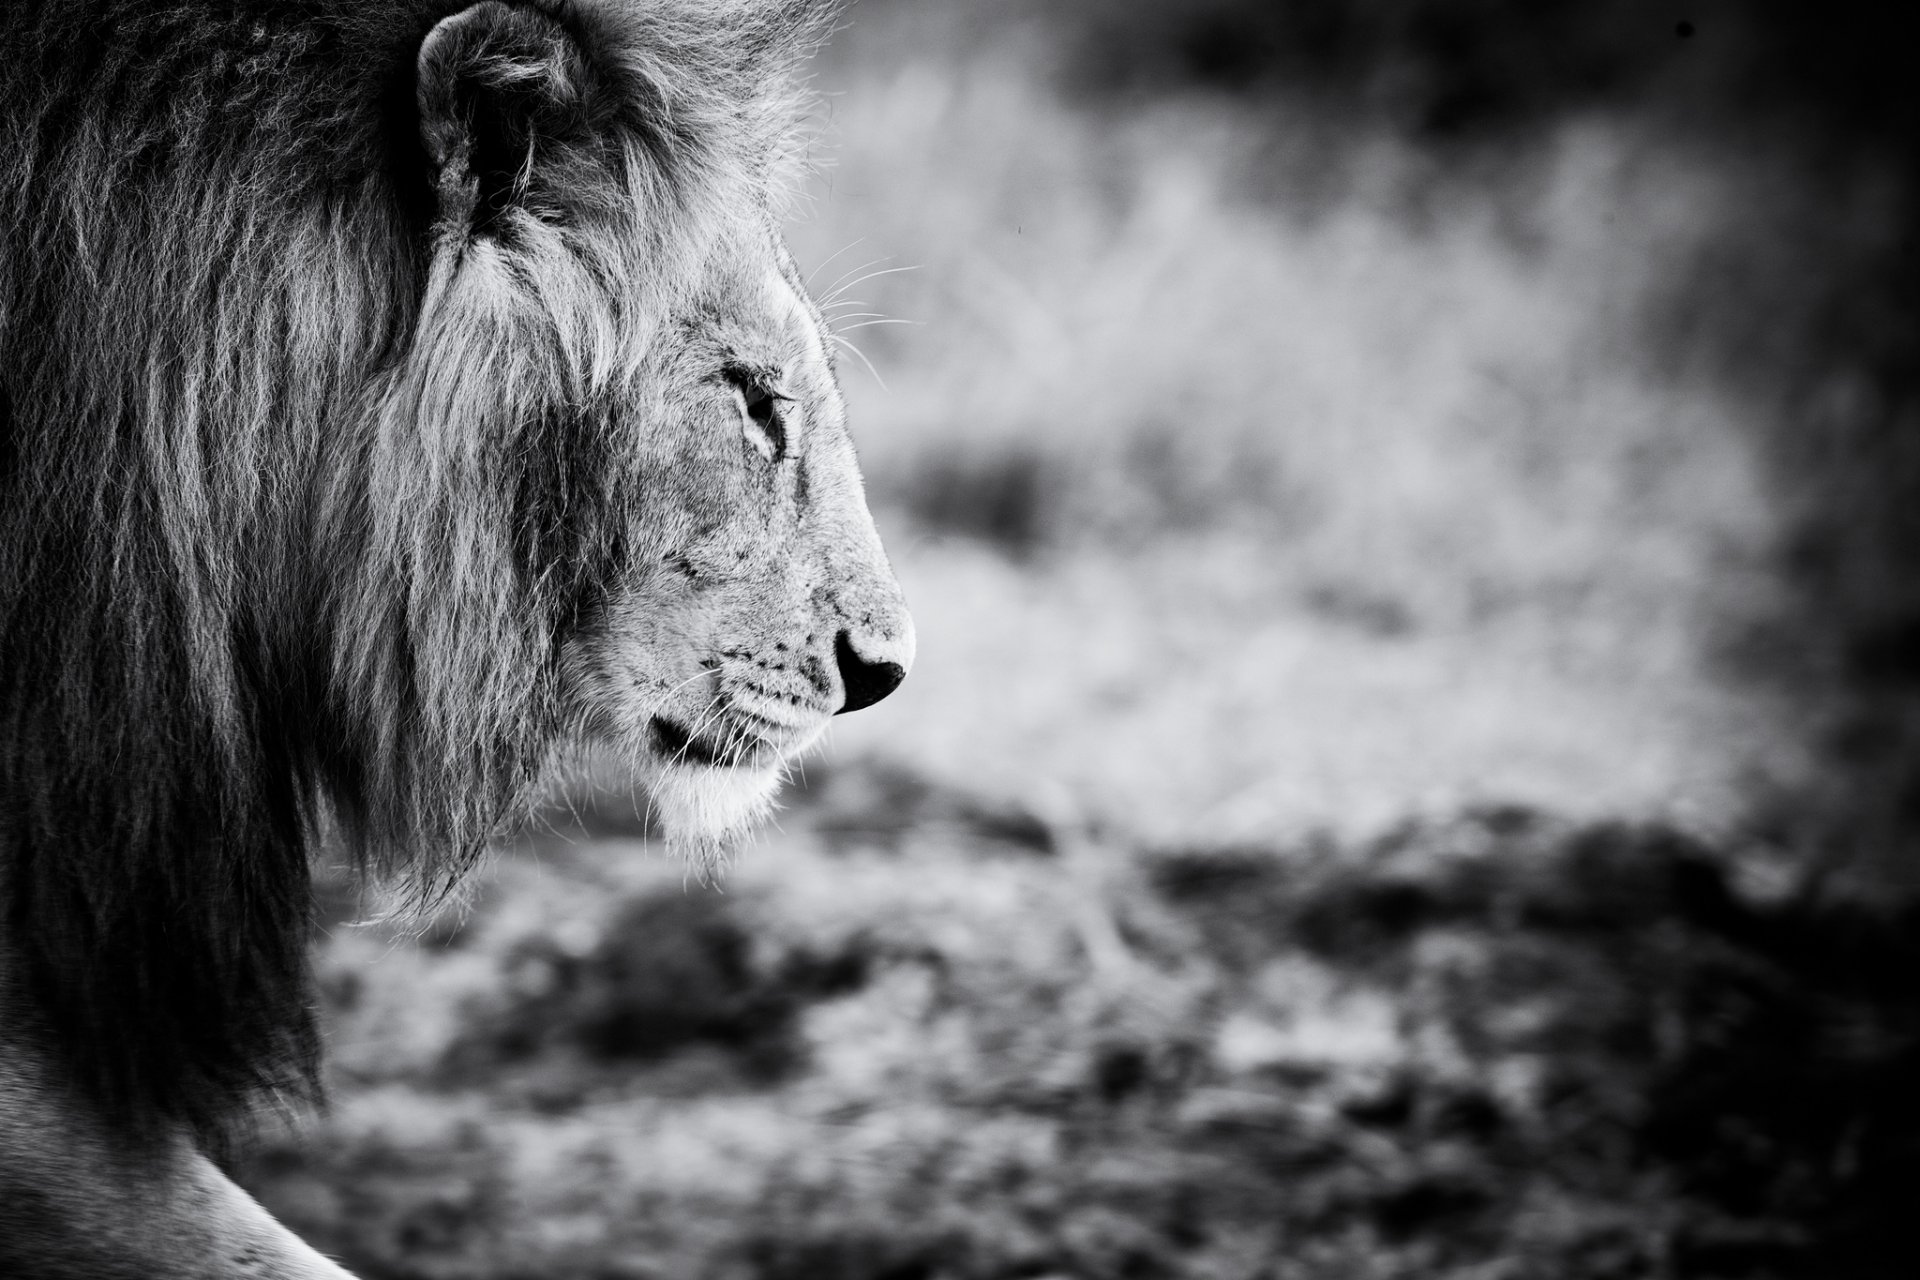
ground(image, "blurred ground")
xmin=239 ymin=3 xmax=1920 ymax=1277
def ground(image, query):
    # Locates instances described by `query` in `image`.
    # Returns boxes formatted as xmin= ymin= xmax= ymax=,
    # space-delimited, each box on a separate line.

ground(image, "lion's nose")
xmin=834 ymin=630 xmax=906 ymax=714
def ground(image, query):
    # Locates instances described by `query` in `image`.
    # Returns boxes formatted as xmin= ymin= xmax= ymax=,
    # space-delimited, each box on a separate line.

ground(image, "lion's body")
xmin=0 ymin=2 xmax=910 ymax=1273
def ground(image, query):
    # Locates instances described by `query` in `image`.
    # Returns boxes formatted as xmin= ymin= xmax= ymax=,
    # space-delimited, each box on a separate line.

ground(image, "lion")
xmin=0 ymin=1 xmax=911 ymax=1275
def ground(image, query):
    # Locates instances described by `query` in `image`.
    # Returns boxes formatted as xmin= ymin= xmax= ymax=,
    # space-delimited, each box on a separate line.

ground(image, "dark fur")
xmin=0 ymin=0 xmax=831 ymax=1147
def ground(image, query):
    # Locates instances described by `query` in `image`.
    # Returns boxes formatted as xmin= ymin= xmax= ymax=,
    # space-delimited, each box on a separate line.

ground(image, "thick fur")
xmin=0 ymin=0 xmax=908 ymax=1196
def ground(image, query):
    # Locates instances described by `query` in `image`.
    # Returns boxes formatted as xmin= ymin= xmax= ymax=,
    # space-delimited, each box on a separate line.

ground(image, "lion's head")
xmin=324 ymin=0 xmax=915 ymax=880
xmin=0 ymin=0 xmax=904 ymax=1138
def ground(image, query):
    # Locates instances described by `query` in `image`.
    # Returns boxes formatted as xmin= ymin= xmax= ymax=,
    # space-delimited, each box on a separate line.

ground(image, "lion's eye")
xmin=728 ymin=371 xmax=789 ymax=464
xmin=743 ymin=384 xmax=778 ymax=430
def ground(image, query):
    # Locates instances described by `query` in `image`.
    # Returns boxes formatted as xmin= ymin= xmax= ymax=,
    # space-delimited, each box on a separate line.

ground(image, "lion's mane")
xmin=0 ymin=0 xmax=831 ymax=1145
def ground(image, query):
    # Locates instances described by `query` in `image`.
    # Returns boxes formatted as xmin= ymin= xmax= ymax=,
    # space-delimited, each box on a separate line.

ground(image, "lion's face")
xmin=563 ymin=221 xmax=913 ymax=864
xmin=351 ymin=1 xmax=915 ymax=872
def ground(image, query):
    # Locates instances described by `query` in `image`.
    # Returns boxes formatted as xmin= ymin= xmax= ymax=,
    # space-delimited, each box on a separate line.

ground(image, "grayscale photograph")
xmin=0 ymin=2 xmax=1912 ymax=1277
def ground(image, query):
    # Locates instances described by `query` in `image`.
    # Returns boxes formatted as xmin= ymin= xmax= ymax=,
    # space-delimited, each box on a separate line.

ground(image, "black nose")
xmin=834 ymin=630 xmax=906 ymax=714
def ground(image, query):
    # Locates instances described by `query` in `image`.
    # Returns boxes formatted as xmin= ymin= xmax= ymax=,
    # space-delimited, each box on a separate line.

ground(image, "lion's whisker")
xmin=832 ymin=317 xmax=917 ymax=333
xmin=830 ymin=331 xmax=887 ymax=390
xmin=821 ymin=261 xmax=919 ymax=305
xmin=818 ymin=255 xmax=894 ymax=305
xmin=806 ymin=237 xmax=867 ymax=289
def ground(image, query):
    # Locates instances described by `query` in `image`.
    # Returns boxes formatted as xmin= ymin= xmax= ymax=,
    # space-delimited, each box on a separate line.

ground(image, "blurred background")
xmin=241 ymin=3 xmax=1920 ymax=1276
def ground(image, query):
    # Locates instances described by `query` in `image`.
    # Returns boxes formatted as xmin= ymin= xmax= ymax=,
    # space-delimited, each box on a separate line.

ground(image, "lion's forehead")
xmin=773 ymin=265 xmax=850 ymax=429
xmin=745 ymin=260 xmax=837 ymax=384
xmin=672 ymin=250 xmax=835 ymax=370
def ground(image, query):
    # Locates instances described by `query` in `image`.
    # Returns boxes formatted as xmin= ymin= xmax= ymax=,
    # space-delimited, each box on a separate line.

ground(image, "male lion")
xmin=0 ymin=1 xmax=912 ymax=1274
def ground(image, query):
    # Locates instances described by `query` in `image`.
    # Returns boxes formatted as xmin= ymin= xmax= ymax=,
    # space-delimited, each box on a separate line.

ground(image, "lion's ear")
xmin=416 ymin=2 xmax=609 ymax=241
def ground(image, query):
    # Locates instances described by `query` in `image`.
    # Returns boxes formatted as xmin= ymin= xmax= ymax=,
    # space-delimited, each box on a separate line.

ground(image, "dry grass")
xmin=791 ymin=28 xmax=1805 ymax=844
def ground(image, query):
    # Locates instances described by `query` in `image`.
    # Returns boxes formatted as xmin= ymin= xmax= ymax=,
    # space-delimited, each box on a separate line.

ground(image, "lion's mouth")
xmin=647 ymin=715 xmax=772 ymax=769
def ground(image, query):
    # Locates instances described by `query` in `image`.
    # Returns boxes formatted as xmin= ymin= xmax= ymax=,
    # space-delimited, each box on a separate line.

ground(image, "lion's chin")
xmin=646 ymin=759 xmax=784 ymax=883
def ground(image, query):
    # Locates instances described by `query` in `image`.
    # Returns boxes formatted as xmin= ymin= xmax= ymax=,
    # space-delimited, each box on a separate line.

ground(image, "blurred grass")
xmin=251 ymin=796 xmax=1920 ymax=1279
xmin=240 ymin=3 xmax=1920 ymax=1276
xmin=803 ymin=47 xmax=1772 ymax=575
xmin=796 ymin=0 xmax=1920 ymax=880
xmin=789 ymin=7 xmax=1804 ymax=844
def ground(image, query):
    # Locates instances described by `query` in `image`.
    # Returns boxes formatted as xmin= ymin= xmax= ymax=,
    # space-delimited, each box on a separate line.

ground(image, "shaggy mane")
xmin=0 ymin=0 xmax=834 ymax=1146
